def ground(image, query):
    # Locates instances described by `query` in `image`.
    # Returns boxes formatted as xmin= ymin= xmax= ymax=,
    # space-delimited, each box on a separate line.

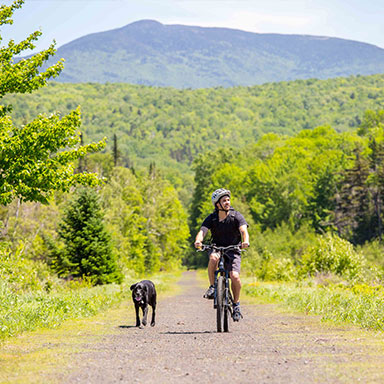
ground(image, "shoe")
xmin=203 ymin=285 xmax=215 ymax=299
xmin=232 ymin=303 xmax=243 ymax=321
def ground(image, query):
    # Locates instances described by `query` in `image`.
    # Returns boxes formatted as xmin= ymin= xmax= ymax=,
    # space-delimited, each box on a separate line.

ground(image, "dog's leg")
xmin=135 ymin=304 xmax=141 ymax=327
xmin=150 ymin=303 xmax=156 ymax=327
xmin=142 ymin=304 xmax=148 ymax=326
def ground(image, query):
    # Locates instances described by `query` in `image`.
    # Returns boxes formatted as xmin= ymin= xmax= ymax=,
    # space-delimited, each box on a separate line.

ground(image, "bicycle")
xmin=197 ymin=244 xmax=243 ymax=333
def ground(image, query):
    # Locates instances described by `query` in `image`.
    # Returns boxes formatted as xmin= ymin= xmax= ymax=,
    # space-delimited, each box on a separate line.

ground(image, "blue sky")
xmin=1 ymin=0 xmax=384 ymax=54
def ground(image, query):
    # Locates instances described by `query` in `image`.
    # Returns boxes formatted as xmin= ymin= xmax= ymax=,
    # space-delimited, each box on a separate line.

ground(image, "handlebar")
xmin=196 ymin=244 xmax=243 ymax=252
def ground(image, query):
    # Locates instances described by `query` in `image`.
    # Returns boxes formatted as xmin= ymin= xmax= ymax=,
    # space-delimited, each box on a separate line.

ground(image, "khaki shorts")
xmin=209 ymin=249 xmax=241 ymax=273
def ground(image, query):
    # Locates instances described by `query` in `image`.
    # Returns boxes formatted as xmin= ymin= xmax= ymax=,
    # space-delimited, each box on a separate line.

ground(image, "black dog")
xmin=130 ymin=280 xmax=157 ymax=327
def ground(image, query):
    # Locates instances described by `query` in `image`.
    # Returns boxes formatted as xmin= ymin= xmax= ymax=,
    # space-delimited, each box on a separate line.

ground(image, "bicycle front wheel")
xmin=216 ymin=275 xmax=225 ymax=333
xmin=223 ymin=301 xmax=229 ymax=332
xmin=224 ymin=288 xmax=233 ymax=333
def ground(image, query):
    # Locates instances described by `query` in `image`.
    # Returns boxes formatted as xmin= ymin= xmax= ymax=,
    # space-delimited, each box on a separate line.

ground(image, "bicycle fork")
xmin=224 ymin=270 xmax=233 ymax=316
xmin=214 ymin=258 xmax=232 ymax=313
xmin=213 ymin=258 xmax=225 ymax=309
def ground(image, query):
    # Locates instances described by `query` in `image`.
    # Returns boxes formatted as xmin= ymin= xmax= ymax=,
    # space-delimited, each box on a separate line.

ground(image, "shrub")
xmin=0 ymin=242 xmax=56 ymax=292
xmin=257 ymin=250 xmax=297 ymax=281
xmin=300 ymin=234 xmax=366 ymax=281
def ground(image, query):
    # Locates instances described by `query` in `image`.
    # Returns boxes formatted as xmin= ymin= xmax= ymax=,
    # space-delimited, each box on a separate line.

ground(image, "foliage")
xmin=3 ymin=74 xmax=384 ymax=184
xmin=244 ymin=281 xmax=384 ymax=330
xmin=53 ymin=188 xmax=123 ymax=285
xmin=357 ymin=240 xmax=384 ymax=268
xmin=0 ymin=279 xmax=123 ymax=341
xmin=0 ymin=265 xmax=179 ymax=341
xmin=300 ymin=234 xmax=366 ymax=281
xmin=0 ymin=242 xmax=55 ymax=292
xmin=0 ymin=0 xmax=105 ymax=206
xmin=102 ymin=167 xmax=190 ymax=275
xmin=257 ymin=252 xmax=297 ymax=281
xmin=0 ymin=0 xmax=63 ymax=116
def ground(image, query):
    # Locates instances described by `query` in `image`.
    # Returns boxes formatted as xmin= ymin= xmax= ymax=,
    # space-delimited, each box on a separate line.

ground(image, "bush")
xmin=300 ymin=234 xmax=366 ymax=281
xmin=257 ymin=250 xmax=297 ymax=281
xmin=0 ymin=242 xmax=56 ymax=292
xmin=357 ymin=239 xmax=384 ymax=268
xmin=250 ymin=222 xmax=317 ymax=263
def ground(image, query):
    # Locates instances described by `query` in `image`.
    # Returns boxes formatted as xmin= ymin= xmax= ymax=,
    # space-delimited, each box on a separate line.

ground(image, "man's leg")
xmin=229 ymin=271 xmax=241 ymax=303
xmin=230 ymin=270 xmax=243 ymax=321
xmin=204 ymin=252 xmax=220 ymax=299
xmin=208 ymin=252 xmax=220 ymax=286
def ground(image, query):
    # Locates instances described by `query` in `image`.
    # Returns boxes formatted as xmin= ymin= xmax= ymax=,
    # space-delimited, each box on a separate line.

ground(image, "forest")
xmin=2 ymin=0 xmax=384 ymax=339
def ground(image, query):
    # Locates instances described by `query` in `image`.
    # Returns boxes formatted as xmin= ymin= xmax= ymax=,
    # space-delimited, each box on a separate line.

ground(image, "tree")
xmin=357 ymin=110 xmax=384 ymax=136
xmin=53 ymin=188 xmax=122 ymax=285
xmin=113 ymin=133 xmax=120 ymax=167
xmin=334 ymin=146 xmax=372 ymax=244
xmin=0 ymin=0 xmax=105 ymax=206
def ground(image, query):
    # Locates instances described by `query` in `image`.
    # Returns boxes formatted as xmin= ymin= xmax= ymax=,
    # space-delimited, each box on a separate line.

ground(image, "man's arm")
xmin=239 ymin=224 xmax=249 ymax=249
xmin=194 ymin=226 xmax=209 ymax=248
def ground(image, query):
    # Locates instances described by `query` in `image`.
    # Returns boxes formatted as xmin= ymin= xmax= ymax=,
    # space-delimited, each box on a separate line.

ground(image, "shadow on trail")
xmin=118 ymin=325 xmax=138 ymax=329
xmin=160 ymin=331 xmax=215 ymax=335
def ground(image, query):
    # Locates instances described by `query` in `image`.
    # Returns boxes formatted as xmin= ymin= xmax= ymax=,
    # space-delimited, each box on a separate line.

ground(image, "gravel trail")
xmin=61 ymin=271 xmax=384 ymax=383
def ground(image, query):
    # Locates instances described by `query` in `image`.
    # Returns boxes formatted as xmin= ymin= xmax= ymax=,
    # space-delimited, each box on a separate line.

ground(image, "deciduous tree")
xmin=0 ymin=0 xmax=105 ymax=206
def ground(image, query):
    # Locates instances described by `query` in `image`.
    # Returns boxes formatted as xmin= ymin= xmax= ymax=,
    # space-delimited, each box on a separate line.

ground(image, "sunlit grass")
xmin=244 ymin=281 xmax=384 ymax=330
xmin=0 ymin=270 xmax=182 ymax=342
xmin=0 ymin=270 xmax=183 ymax=383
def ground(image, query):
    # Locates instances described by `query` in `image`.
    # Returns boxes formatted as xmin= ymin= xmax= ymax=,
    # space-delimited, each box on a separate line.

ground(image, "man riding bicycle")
xmin=194 ymin=188 xmax=249 ymax=321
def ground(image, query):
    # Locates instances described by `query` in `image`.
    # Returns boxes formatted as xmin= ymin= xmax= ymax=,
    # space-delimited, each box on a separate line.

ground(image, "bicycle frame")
xmin=213 ymin=252 xmax=232 ymax=312
xmin=197 ymin=244 xmax=241 ymax=332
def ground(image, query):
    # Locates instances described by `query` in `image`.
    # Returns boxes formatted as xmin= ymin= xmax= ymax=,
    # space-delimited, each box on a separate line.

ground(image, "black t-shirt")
xmin=201 ymin=209 xmax=248 ymax=247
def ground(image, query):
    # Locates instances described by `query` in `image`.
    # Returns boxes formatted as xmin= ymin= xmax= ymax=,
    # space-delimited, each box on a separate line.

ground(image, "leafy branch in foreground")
xmin=0 ymin=0 xmax=105 ymax=206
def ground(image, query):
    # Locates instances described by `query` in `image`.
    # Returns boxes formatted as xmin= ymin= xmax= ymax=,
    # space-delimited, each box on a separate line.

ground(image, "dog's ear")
xmin=130 ymin=283 xmax=137 ymax=291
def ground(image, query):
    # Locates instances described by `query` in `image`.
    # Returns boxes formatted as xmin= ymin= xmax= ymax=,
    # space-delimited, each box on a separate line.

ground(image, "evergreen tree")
xmin=308 ymin=165 xmax=337 ymax=232
xmin=334 ymin=146 xmax=372 ymax=244
xmin=367 ymin=137 xmax=384 ymax=240
xmin=54 ymin=188 xmax=122 ymax=285
xmin=113 ymin=133 xmax=120 ymax=167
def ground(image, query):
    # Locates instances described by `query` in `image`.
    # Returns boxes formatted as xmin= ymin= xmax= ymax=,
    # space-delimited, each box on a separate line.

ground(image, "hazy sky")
xmin=2 ymin=0 xmax=384 ymax=54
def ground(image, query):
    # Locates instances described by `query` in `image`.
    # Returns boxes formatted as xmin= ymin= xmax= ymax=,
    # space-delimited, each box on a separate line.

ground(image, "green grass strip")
xmin=244 ymin=282 xmax=384 ymax=330
xmin=0 ymin=270 xmax=182 ymax=341
xmin=0 ymin=281 xmax=123 ymax=341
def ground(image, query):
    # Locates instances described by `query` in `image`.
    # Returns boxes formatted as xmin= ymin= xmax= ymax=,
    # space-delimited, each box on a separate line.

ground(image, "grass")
xmin=0 ymin=271 xmax=182 ymax=383
xmin=0 ymin=270 xmax=182 ymax=342
xmin=244 ymin=280 xmax=384 ymax=330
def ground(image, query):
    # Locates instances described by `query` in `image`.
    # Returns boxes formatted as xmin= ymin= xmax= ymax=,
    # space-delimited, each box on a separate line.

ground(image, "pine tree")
xmin=54 ymin=188 xmax=122 ymax=285
xmin=113 ymin=133 xmax=120 ymax=167
xmin=334 ymin=146 xmax=373 ymax=244
xmin=368 ymin=137 xmax=384 ymax=240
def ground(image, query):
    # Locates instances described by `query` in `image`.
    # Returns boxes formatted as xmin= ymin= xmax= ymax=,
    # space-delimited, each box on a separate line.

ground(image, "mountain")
xmin=42 ymin=20 xmax=384 ymax=87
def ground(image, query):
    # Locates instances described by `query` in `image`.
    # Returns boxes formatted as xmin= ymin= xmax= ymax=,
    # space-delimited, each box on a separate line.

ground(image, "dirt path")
xmin=55 ymin=271 xmax=384 ymax=384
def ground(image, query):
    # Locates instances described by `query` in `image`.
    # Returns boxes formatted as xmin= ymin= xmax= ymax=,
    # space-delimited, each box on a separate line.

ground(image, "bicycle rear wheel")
xmin=216 ymin=276 xmax=225 ymax=333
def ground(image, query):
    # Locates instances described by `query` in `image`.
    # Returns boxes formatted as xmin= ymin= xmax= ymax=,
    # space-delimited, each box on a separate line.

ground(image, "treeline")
xmin=190 ymin=110 xmax=384 ymax=270
xmin=0 ymin=165 xmax=189 ymax=289
xmin=3 ymin=74 xmax=384 ymax=176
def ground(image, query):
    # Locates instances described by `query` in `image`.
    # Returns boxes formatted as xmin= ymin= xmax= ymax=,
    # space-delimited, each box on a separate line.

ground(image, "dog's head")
xmin=130 ymin=282 xmax=147 ymax=303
